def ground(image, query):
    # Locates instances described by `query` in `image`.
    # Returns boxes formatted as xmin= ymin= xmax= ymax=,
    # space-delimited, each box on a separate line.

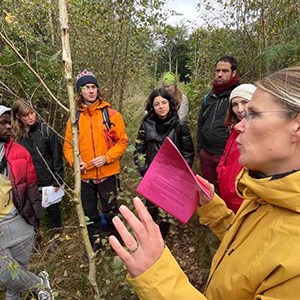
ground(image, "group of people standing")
xmin=134 ymin=55 xmax=256 ymax=238
xmin=0 ymin=69 xmax=130 ymax=299
xmin=0 ymin=66 xmax=195 ymax=298
xmin=1 ymin=53 xmax=289 ymax=299
xmin=109 ymin=65 xmax=300 ymax=299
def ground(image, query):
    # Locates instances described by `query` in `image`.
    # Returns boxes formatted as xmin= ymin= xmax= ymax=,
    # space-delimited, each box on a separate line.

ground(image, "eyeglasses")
xmin=244 ymin=110 xmax=292 ymax=121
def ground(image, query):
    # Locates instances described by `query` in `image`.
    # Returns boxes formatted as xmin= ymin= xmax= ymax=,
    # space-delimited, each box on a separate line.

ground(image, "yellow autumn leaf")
xmin=5 ymin=13 xmax=15 ymax=24
xmin=65 ymin=234 xmax=72 ymax=240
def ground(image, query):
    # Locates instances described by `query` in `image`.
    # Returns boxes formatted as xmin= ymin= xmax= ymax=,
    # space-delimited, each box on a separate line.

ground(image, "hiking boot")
xmin=37 ymin=271 xmax=54 ymax=300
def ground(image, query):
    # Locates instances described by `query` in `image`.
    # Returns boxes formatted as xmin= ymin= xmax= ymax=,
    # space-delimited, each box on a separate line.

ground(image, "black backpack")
xmin=76 ymin=106 xmax=113 ymax=132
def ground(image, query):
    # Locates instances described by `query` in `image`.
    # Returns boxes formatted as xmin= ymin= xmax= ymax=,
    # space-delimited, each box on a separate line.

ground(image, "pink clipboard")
xmin=136 ymin=137 xmax=210 ymax=224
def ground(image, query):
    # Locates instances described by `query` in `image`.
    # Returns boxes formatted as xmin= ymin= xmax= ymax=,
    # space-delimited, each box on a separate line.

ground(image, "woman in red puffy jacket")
xmin=216 ymin=84 xmax=256 ymax=212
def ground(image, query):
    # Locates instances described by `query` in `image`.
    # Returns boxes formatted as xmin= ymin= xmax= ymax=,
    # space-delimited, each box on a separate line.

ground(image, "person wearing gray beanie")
xmin=217 ymin=83 xmax=257 ymax=213
xmin=229 ymin=83 xmax=257 ymax=102
xmin=226 ymin=84 xmax=257 ymax=125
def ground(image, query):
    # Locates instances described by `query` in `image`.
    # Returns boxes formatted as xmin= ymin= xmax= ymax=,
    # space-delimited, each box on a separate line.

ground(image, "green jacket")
xmin=128 ymin=169 xmax=300 ymax=300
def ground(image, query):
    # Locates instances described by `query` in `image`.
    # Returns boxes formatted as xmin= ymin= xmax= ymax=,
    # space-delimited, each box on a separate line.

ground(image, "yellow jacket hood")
xmin=236 ymin=168 xmax=300 ymax=213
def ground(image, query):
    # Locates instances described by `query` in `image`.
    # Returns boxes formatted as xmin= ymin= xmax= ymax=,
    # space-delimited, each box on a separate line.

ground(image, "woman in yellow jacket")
xmin=109 ymin=66 xmax=300 ymax=300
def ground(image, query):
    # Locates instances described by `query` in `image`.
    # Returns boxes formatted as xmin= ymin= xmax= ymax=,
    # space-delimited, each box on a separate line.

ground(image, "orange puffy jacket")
xmin=64 ymin=99 xmax=128 ymax=180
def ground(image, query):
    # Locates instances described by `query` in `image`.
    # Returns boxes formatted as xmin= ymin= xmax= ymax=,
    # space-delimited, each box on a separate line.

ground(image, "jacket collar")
xmin=236 ymin=168 xmax=300 ymax=213
xmin=80 ymin=99 xmax=110 ymax=114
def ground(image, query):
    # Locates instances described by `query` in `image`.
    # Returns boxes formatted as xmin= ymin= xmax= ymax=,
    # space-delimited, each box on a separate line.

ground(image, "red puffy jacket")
xmin=5 ymin=139 xmax=41 ymax=226
xmin=216 ymin=129 xmax=243 ymax=213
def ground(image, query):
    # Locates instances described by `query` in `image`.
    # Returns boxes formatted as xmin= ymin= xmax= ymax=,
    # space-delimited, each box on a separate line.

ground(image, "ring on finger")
xmin=129 ymin=242 xmax=139 ymax=254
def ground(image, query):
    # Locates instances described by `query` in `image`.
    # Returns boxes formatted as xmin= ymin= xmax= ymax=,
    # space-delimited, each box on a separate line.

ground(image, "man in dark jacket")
xmin=197 ymin=55 xmax=240 ymax=191
xmin=0 ymin=105 xmax=53 ymax=300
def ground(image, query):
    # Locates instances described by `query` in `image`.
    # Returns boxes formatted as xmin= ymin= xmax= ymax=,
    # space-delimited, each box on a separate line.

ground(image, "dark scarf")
xmin=212 ymin=75 xmax=240 ymax=95
xmin=155 ymin=114 xmax=178 ymax=135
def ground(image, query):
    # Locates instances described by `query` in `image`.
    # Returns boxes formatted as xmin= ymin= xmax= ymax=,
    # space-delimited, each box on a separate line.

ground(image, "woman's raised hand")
xmin=109 ymin=197 xmax=165 ymax=278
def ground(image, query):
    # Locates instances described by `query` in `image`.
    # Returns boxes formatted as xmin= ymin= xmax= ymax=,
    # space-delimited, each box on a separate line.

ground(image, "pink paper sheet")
xmin=136 ymin=137 xmax=210 ymax=224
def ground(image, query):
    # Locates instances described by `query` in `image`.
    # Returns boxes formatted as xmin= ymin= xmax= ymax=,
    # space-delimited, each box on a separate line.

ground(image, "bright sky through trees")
xmin=165 ymin=0 xmax=201 ymax=27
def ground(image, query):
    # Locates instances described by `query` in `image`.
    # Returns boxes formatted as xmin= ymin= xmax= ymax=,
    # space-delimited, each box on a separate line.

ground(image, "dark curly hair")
xmin=145 ymin=88 xmax=178 ymax=118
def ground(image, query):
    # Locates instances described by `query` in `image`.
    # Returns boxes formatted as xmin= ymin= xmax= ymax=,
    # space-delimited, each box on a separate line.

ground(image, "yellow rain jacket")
xmin=64 ymin=99 xmax=128 ymax=180
xmin=129 ymin=169 xmax=300 ymax=300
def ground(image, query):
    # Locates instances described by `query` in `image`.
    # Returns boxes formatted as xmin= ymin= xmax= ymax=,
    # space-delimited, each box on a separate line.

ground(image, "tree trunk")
xmin=260 ymin=0 xmax=268 ymax=49
xmin=168 ymin=48 xmax=172 ymax=71
xmin=58 ymin=1 xmax=100 ymax=299
xmin=48 ymin=0 xmax=55 ymax=46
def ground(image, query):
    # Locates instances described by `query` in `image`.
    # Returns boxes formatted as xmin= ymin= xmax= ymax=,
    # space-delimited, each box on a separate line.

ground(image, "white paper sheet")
xmin=41 ymin=186 xmax=64 ymax=208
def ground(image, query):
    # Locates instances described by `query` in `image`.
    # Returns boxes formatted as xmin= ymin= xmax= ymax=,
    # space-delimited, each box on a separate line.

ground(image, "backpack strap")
xmin=76 ymin=107 xmax=114 ymax=132
xmin=101 ymin=106 xmax=112 ymax=131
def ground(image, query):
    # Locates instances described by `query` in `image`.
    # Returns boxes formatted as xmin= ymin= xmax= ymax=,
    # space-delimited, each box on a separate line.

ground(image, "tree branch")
xmin=0 ymin=30 xmax=69 ymax=112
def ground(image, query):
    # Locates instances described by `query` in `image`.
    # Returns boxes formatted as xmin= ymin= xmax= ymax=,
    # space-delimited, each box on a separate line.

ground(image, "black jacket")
xmin=197 ymin=85 xmax=239 ymax=155
xmin=134 ymin=114 xmax=194 ymax=176
xmin=18 ymin=121 xmax=64 ymax=187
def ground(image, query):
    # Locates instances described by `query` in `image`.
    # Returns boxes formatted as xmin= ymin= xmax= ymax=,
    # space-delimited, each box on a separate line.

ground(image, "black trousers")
xmin=45 ymin=202 xmax=62 ymax=231
xmin=39 ymin=190 xmax=62 ymax=232
xmin=81 ymin=175 xmax=119 ymax=246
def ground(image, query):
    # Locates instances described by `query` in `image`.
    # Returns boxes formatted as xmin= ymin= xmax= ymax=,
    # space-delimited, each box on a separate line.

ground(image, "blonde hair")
xmin=173 ymin=86 xmax=183 ymax=106
xmin=256 ymin=66 xmax=300 ymax=114
xmin=12 ymin=99 xmax=35 ymax=141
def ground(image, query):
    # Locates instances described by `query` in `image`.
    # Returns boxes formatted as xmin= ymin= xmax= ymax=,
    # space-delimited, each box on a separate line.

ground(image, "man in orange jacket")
xmin=64 ymin=70 xmax=128 ymax=252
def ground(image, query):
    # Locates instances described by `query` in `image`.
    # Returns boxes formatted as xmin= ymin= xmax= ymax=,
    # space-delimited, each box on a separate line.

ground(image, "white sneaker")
xmin=37 ymin=271 xmax=54 ymax=300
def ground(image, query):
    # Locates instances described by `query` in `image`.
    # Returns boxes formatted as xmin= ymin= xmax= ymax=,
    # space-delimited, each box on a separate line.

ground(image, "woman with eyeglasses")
xmin=216 ymin=84 xmax=256 ymax=213
xmin=110 ymin=66 xmax=300 ymax=300
xmin=133 ymin=87 xmax=194 ymax=238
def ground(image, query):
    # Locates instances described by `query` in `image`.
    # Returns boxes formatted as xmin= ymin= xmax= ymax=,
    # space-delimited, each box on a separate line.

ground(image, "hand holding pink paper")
xmin=136 ymin=138 xmax=212 ymax=224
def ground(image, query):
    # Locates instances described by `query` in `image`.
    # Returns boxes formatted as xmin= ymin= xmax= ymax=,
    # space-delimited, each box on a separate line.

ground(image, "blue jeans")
xmin=0 ymin=214 xmax=41 ymax=300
